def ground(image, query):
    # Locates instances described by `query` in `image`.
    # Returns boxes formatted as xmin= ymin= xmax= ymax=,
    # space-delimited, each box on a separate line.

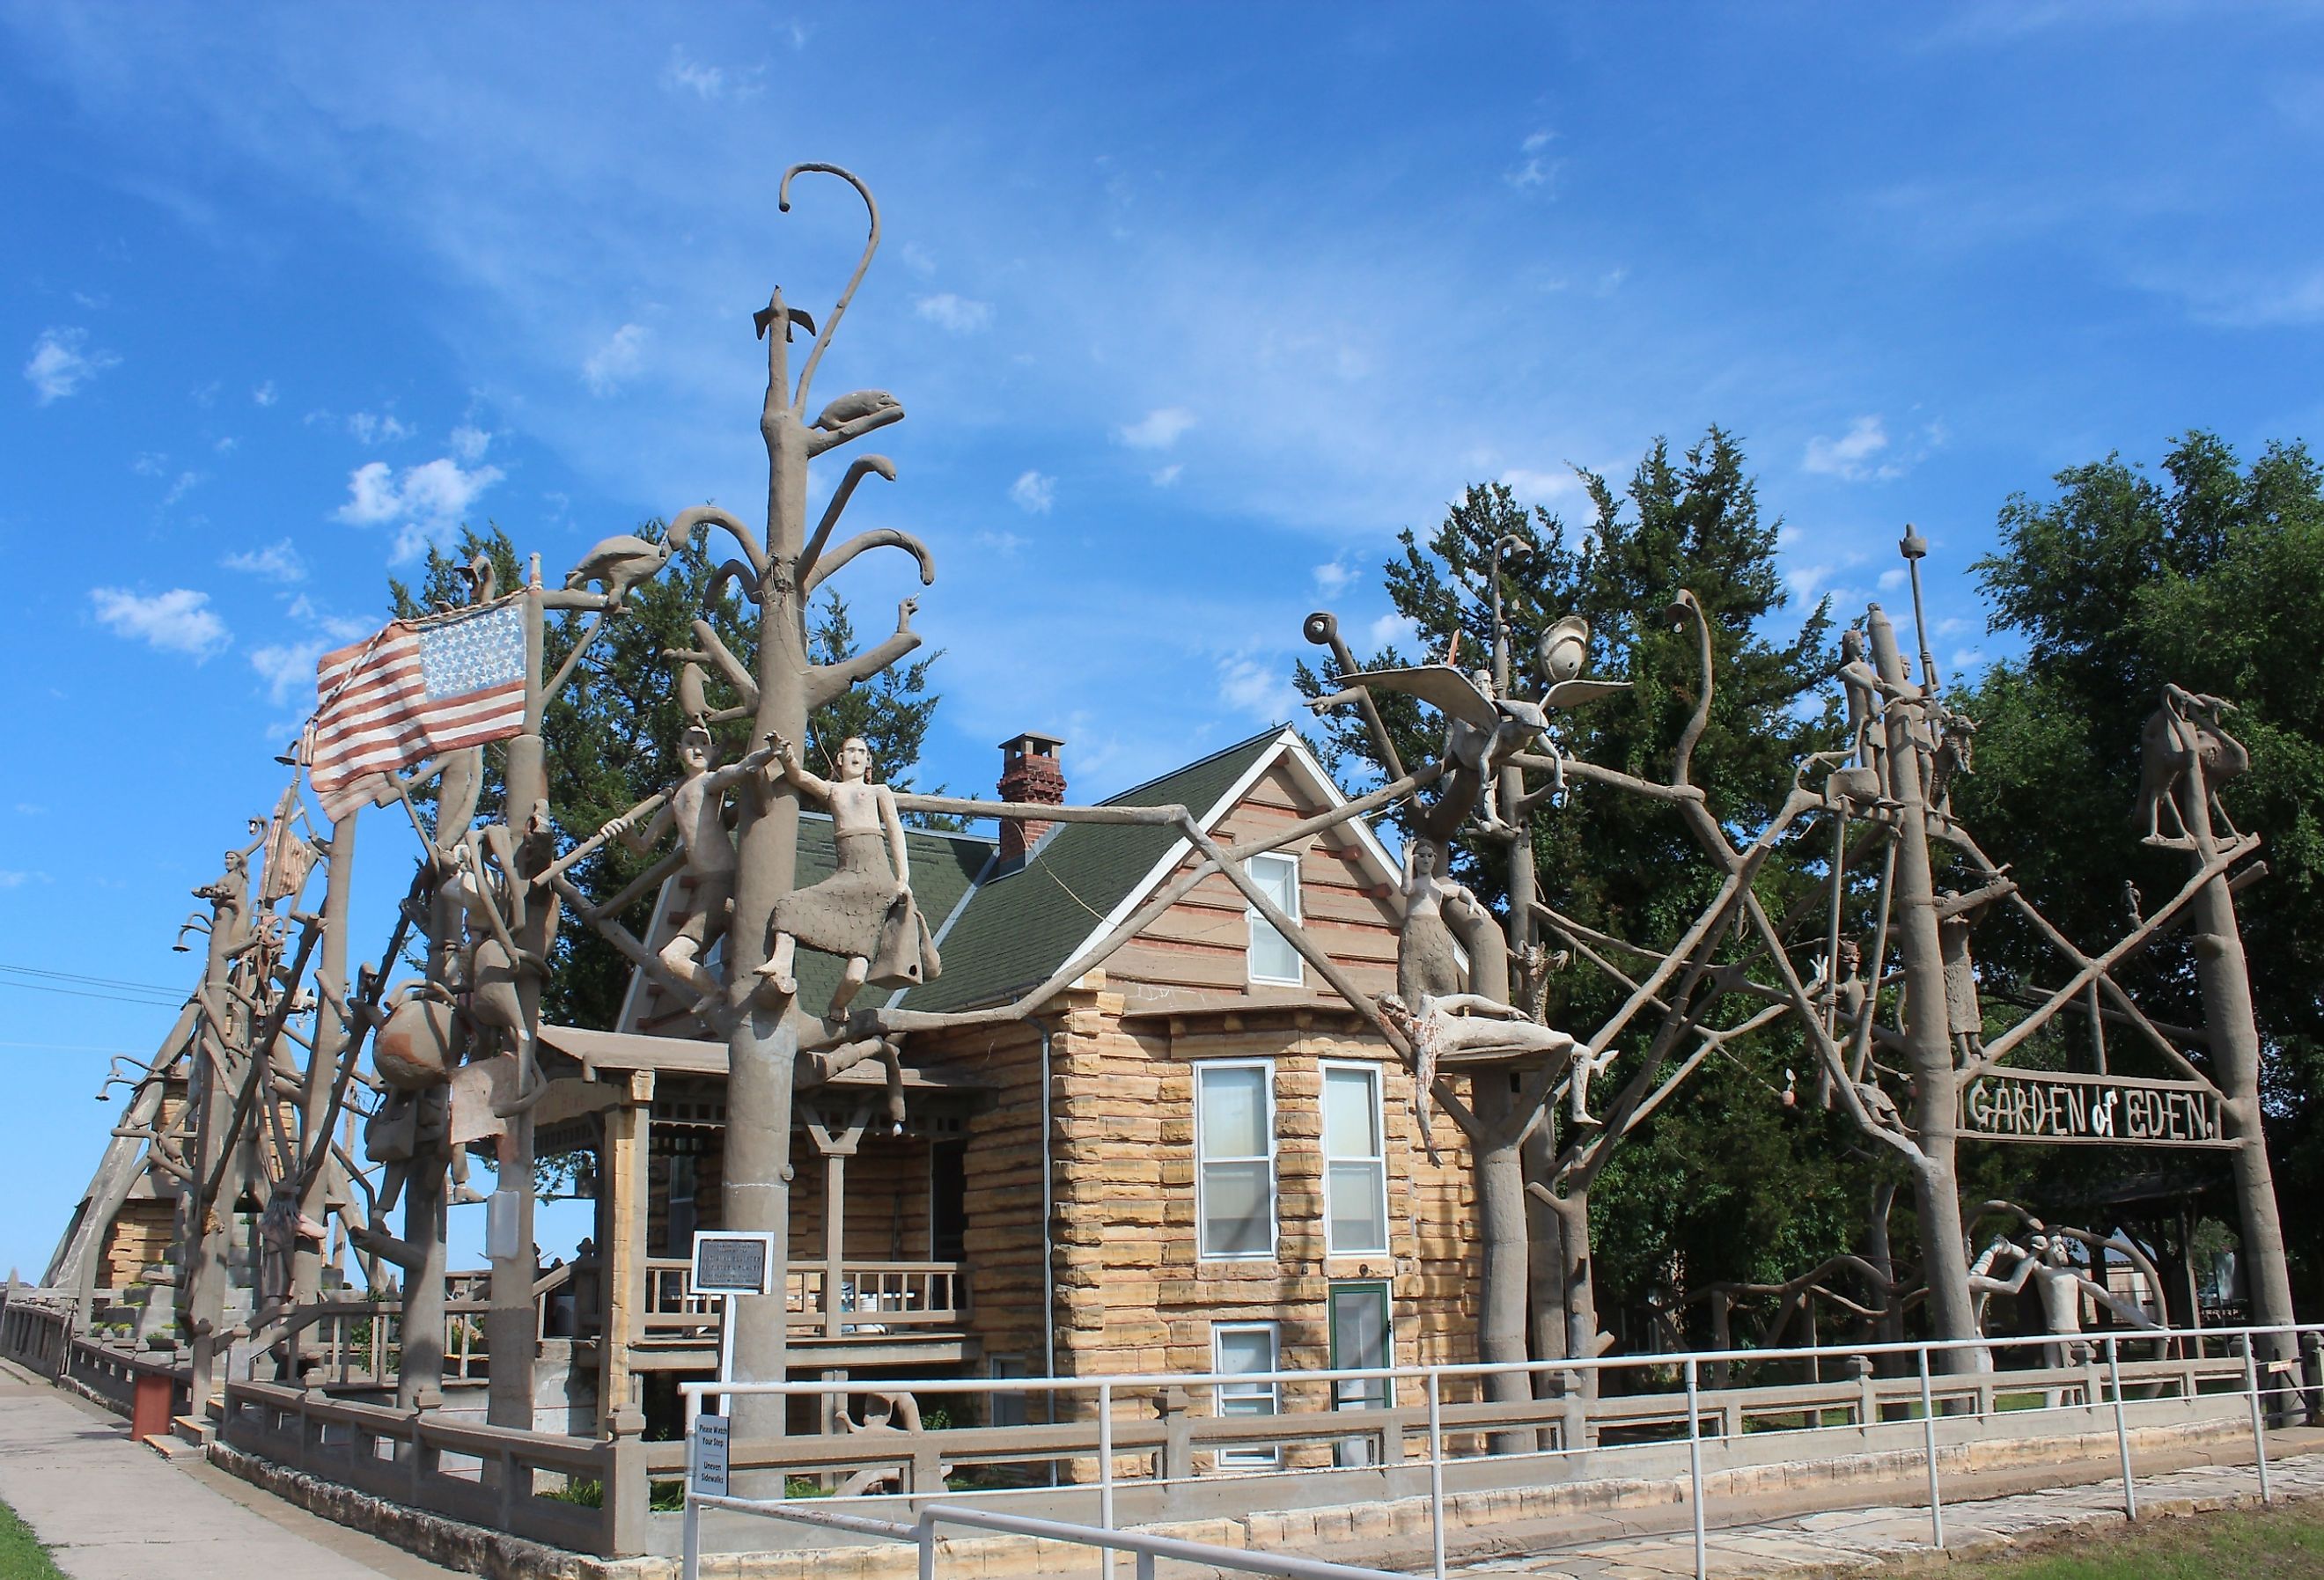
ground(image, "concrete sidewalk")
xmin=0 ymin=1365 xmax=462 ymax=1580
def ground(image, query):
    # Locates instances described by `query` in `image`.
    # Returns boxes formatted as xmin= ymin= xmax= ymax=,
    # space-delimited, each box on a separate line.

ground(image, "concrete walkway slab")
xmin=0 ymin=1368 xmax=462 ymax=1580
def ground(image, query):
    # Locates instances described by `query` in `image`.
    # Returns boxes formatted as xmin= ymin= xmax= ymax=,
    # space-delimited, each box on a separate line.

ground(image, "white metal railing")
xmin=676 ymin=1320 xmax=2318 ymax=1580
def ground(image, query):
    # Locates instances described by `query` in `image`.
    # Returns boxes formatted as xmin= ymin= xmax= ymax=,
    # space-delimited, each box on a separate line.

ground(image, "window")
xmin=1321 ymin=1063 xmax=1390 ymax=1256
xmin=1328 ymin=1282 xmax=1394 ymax=1466
xmin=1195 ymin=1061 xmax=1276 ymax=1259
xmin=987 ymin=1356 xmax=1029 ymax=1429
xmin=1212 ymin=1322 xmax=1281 ymax=1468
xmin=1245 ymin=851 xmax=1303 ymax=984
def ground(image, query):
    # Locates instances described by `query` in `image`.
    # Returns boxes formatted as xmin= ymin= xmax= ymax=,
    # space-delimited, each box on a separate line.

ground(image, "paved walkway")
xmin=1445 ymin=1438 xmax=2324 ymax=1577
xmin=0 ymin=1365 xmax=461 ymax=1580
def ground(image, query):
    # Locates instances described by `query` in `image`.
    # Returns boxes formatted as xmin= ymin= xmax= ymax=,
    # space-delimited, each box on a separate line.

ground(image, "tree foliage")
xmin=1953 ymin=432 xmax=2324 ymax=1297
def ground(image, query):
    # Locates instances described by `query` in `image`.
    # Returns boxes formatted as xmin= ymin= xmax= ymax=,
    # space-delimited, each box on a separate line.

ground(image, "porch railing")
xmin=641 ymin=1258 xmax=966 ymax=1342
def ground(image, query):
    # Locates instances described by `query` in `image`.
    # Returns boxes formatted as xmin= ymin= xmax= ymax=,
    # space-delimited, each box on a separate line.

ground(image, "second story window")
xmin=1321 ymin=1062 xmax=1390 ymax=1256
xmin=1195 ymin=1059 xmax=1276 ymax=1258
xmin=1245 ymin=851 xmax=1303 ymax=985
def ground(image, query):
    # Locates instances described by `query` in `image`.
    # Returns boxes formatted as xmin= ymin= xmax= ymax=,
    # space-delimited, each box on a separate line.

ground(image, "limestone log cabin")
xmin=545 ymin=726 xmax=1484 ymax=1435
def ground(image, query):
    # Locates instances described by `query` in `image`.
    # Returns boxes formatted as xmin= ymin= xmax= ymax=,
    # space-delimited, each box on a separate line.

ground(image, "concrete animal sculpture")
xmin=2133 ymin=685 xmax=2250 ymax=845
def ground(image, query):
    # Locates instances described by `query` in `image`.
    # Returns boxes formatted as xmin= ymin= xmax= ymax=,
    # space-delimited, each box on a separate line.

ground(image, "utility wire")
xmin=0 ymin=961 xmax=187 ymax=995
xmin=0 ymin=978 xmax=186 ymax=1009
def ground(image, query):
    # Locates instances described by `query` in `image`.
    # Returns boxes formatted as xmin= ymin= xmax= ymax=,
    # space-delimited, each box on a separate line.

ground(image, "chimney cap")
xmin=1000 ymin=731 xmax=1066 ymax=757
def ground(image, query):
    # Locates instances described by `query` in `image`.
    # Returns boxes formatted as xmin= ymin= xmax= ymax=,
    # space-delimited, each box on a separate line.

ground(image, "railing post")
xmin=917 ymin=1507 xmax=937 ymax=1580
xmin=2243 ymin=1335 xmax=2273 ymax=1504
xmin=1099 ymin=1380 xmax=1114 ymax=1580
xmin=1426 ymin=1370 xmax=1445 ymax=1580
xmin=1684 ymin=1357 xmax=1706 ymax=1580
xmin=2107 ymin=1335 xmax=2136 ymax=1521
xmin=1917 ymin=1345 xmax=1943 ymax=1549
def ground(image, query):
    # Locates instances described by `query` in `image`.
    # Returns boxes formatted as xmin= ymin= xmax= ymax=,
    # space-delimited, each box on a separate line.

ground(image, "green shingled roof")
xmin=896 ymin=726 xmax=1289 ymax=1014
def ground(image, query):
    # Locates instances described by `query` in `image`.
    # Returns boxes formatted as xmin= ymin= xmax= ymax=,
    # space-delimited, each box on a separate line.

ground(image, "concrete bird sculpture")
xmin=563 ymin=518 xmax=699 ymax=606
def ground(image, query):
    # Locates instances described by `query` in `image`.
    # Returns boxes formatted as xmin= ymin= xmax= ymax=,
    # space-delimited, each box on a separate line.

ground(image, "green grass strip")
xmin=1951 ymin=1499 xmax=2324 ymax=1578
xmin=0 ymin=1500 xmax=65 ymax=1580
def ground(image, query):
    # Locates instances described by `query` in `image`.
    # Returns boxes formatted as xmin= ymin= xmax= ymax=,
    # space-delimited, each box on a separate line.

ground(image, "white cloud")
xmin=163 ymin=470 xmax=202 ymax=505
xmin=974 ymin=529 xmax=1027 ymax=555
xmin=89 ymin=587 xmax=230 ymax=660
xmin=1009 ymin=469 xmax=1055 ymax=514
xmin=1313 ymin=560 xmax=1357 ymax=595
xmin=223 ymin=538 xmax=306 ymax=583
xmin=1367 ymin=612 xmax=1421 ymax=653
xmin=23 ymin=327 xmax=119 ymax=404
xmin=214 ymin=435 xmax=237 ymax=453
xmin=1501 ymin=467 xmax=1578 ymax=503
xmin=335 ymin=455 xmax=506 ymax=559
xmin=1787 ymin=562 xmax=1837 ymax=600
xmin=1150 ymin=463 xmax=1183 ymax=489
xmin=1949 ymin=646 xmax=1987 ymax=672
xmin=914 ymin=293 xmax=992 ymax=334
xmin=1935 ymin=615 xmax=1972 ymax=637
xmin=1878 ymin=567 xmax=1908 ymax=591
xmin=1217 ymin=654 xmax=1298 ymax=721
xmin=583 ymin=323 xmax=648 ymax=395
xmin=665 ymin=48 xmax=734 ymax=101
xmin=253 ymin=379 xmax=277 ymax=408
xmin=1803 ymin=415 xmax=1895 ymax=481
xmin=347 ymin=410 xmax=416 ymax=445
xmin=0 ymin=871 xmax=33 ymax=889
xmin=449 ymin=423 xmax=491 ymax=464
xmin=283 ymin=594 xmax=371 ymax=640
xmin=131 ymin=452 xmax=166 ymax=476
xmin=249 ymin=639 xmax=331 ymax=706
xmin=1117 ymin=406 xmax=1196 ymax=450
xmin=1522 ymin=130 xmax=1553 ymax=154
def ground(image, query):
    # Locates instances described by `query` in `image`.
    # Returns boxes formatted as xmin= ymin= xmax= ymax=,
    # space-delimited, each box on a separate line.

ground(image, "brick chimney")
xmin=997 ymin=732 xmax=1066 ymax=863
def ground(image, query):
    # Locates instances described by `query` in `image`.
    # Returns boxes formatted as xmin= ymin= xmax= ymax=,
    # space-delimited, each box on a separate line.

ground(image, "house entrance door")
xmin=1328 ymin=1281 xmax=1392 ymax=1466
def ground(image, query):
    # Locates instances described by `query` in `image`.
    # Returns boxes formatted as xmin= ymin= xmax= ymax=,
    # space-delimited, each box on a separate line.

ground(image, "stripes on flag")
xmin=306 ymin=601 xmax=528 ymax=819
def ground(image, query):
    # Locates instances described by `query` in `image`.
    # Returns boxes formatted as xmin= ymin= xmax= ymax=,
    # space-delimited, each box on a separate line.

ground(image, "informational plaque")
xmin=1960 ymin=1069 xmax=2229 ymax=1148
xmin=690 ymin=1231 xmax=776 ymax=1296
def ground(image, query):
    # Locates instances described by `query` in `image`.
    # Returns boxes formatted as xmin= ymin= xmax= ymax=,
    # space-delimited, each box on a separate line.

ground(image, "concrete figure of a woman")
xmin=756 ymin=732 xmax=942 ymax=1019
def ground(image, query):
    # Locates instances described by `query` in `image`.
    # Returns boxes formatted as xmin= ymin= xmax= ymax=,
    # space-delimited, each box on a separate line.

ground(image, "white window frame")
xmin=1194 ymin=1058 xmax=1278 ymax=1261
xmin=1211 ymin=1320 xmax=1283 ymax=1468
xmin=1320 ymin=1060 xmax=1392 ymax=1258
xmin=1243 ymin=850 xmax=1305 ymax=986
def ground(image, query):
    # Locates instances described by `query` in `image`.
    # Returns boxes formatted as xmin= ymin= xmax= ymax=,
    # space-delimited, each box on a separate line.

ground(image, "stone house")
xmin=541 ymin=725 xmax=1480 ymax=1437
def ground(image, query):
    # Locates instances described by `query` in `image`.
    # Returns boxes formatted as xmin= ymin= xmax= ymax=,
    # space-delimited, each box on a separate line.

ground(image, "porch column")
xmin=598 ymin=1069 xmax=653 ymax=1437
xmin=805 ymin=1107 xmax=871 ymax=1342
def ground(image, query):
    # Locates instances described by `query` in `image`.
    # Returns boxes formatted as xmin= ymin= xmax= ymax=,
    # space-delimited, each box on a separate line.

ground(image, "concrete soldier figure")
xmin=601 ymin=722 xmax=775 ymax=999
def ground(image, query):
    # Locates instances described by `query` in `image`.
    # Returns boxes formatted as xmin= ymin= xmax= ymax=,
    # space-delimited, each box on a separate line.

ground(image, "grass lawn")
xmin=1937 ymin=1499 xmax=2324 ymax=1577
xmin=0 ymin=1501 xmax=63 ymax=1580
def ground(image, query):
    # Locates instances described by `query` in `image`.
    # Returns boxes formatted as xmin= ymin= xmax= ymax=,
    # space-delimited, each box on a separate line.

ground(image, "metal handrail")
xmin=676 ymin=1319 xmax=2318 ymax=1580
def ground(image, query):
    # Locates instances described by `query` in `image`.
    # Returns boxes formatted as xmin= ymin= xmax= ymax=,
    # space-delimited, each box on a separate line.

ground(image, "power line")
xmin=0 ymin=961 xmax=187 ymax=996
xmin=0 ymin=978 xmax=186 ymax=1010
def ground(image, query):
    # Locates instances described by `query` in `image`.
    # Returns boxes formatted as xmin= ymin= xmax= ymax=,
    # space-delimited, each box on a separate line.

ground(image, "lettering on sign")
xmin=1960 ymin=1069 xmax=2228 ymax=1148
xmin=690 ymin=1414 xmax=729 ymax=1497
xmin=690 ymin=1231 xmax=775 ymax=1296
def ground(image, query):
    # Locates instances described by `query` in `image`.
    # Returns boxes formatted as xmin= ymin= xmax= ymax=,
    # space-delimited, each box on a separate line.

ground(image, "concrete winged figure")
xmin=563 ymin=516 xmax=700 ymax=607
xmin=1315 ymin=614 xmax=1625 ymax=834
xmin=755 ymin=730 xmax=940 ymax=1020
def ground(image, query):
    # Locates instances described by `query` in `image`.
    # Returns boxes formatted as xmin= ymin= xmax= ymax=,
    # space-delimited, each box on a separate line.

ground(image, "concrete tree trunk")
xmin=1867 ymin=608 xmax=1980 ymax=1366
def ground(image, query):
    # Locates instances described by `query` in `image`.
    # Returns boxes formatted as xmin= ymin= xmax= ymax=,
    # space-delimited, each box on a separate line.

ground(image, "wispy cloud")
xmin=252 ymin=379 xmax=278 ymax=407
xmin=1008 ymin=469 xmax=1055 ymax=514
xmin=249 ymin=639 xmax=330 ymax=705
xmin=335 ymin=455 xmax=506 ymax=559
xmin=223 ymin=538 xmax=306 ymax=583
xmin=1500 ymin=467 xmax=1578 ymax=503
xmin=90 ymin=587 xmax=230 ymax=660
xmin=1149 ymin=462 xmax=1183 ymax=489
xmin=583 ymin=323 xmax=648 ymax=395
xmin=1803 ymin=415 xmax=1895 ymax=481
xmin=347 ymin=409 xmax=415 ymax=445
xmin=1313 ymin=559 xmax=1357 ymax=594
xmin=1217 ymin=652 xmax=1298 ymax=721
xmin=1118 ymin=407 xmax=1196 ymax=450
xmin=449 ymin=423 xmax=491 ymax=464
xmin=974 ymin=529 xmax=1027 ymax=555
xmin=914 ymin=293 xmax=992 ymax=334
xmin=661 ymin=47 xmax=761 ymax=102
xmin=23 ymin=327 xmax=119 ymax=404
xmin=1505 ymin=129 xmax=1559 ymax=192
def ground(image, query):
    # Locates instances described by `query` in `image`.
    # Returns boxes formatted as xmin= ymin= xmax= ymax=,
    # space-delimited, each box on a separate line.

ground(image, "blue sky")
xmin=4 ymin=4 xmax=2322 ymax=1276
